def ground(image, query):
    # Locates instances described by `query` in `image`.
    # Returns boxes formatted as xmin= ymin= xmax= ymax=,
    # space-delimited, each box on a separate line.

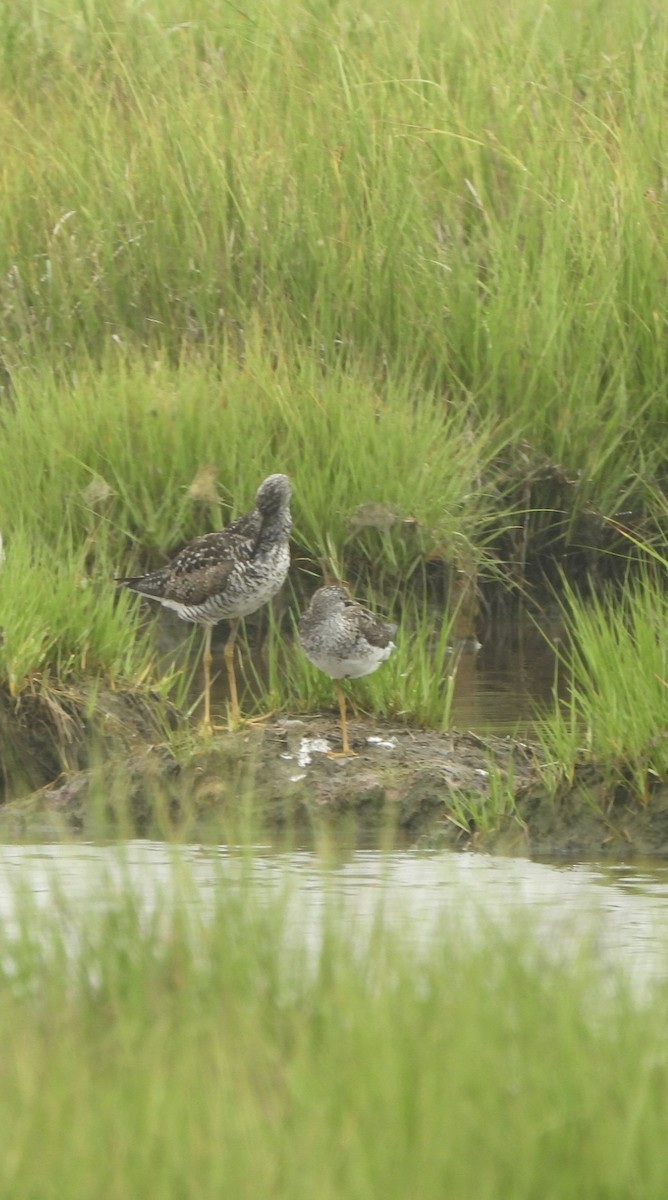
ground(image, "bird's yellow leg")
xmin=223 ymin=620 xmax=240 ymax=730
xmin=201 ymin=624 xmax=214 ymax=734
xmin=210 ymin=621 xmax=274 ymax=733
xmin=327 ymin=682 xmax=358 ymax=758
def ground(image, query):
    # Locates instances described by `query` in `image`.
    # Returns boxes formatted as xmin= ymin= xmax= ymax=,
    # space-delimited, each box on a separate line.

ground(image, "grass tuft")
xmin=535 ymin=573 xmax=668 ymax=800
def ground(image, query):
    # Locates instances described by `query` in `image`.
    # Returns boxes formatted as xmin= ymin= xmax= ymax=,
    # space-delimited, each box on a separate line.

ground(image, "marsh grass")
xmin=535 ymin=573 xmax=668 ymax=799
xmin=0 ymin=527 xmax=156 ymax=695
xmin=0 ymin=358 xmax=503 ymax=570
xmin=0 ymin=0 xmax=666 ymax=770
xmin=0 ymin=0 xmax=665 ymax=522
xmin=0 ymin=358 xmax=502 ymax=704
xmin=0 ymin=857 xmax=668 ymax=1197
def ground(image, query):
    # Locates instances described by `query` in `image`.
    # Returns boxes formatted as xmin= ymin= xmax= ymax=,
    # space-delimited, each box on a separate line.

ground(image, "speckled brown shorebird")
xmin=298 ymin=584 xmax=397 ymax=756
xmin=118 ymin=474 xmax=291 ymax=731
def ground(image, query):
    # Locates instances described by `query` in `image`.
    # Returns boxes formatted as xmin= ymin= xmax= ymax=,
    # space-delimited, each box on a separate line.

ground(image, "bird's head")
xmin=255 ymin=474 xmax=291 ymax=516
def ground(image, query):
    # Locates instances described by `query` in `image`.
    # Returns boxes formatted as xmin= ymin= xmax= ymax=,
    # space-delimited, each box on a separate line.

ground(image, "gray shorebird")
xmin=118 ymin=473 xmax=291 ymax=731
xmin=298 ymin=584 xmax=397 ymax=755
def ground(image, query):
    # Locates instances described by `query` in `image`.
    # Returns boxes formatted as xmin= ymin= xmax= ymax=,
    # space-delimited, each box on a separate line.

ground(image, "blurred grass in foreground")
xmin=0 ymin=854 xmax=666 ymax=1198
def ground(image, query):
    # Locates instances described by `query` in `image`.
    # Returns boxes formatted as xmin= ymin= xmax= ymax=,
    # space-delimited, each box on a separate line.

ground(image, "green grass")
xmin=0 ymin=855 xmax=667 ymax=1198
xmin=0 ymin=0 xmax=665 ymax=508
xmin=0 ymin=357 xmax=504 ymax=576
xmin=0 ymin=0 xmax=666 ymax=777
xmin=535 ymin=572 xmax=668 ymax=799
xmin=0 ymin=526 xmax=155 ymax=695
xmin=0 ymin=358 xmax=503 ymax=703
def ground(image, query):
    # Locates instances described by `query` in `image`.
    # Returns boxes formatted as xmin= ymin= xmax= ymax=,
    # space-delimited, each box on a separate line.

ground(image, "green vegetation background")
xmin=0 ymin=0 xmax=667 ymax=785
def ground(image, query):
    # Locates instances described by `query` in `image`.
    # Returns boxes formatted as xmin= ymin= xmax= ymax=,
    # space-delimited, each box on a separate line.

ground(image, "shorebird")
xmin=118 ymin=473 xmax=291 ymax=731
xmin=298 ymin=584 xmax=397 ymax=756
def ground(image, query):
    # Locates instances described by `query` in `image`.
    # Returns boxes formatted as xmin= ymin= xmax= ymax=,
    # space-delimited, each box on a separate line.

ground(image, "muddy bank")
xmin=1 ymin=687 xmax=668 ymax=856
xmin=0 ymin=683 xmax=168 ymax=797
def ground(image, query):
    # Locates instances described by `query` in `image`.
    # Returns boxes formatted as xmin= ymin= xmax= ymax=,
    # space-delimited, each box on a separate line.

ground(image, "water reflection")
xmin=0 ymin=842 xmax=667 ymax=991
xmin=450 ymin=612 xmax=565 ymax=734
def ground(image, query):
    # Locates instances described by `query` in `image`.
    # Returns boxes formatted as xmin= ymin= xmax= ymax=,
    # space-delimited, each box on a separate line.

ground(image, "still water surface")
xmin=2 ymin=841 xmax=668 ymax=990
xmin=447 ymin=612 xmax=564 ymax=733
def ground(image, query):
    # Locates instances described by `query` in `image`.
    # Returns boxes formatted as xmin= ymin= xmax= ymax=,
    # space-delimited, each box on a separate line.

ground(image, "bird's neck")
xmin=257 ymin=508 xmax=291 ymax=551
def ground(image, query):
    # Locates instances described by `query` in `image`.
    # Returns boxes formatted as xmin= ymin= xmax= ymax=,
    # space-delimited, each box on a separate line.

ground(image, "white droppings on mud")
xmin=279 ymin=753 xmax=293 ymax=761
xmin=289 ymin=773 xmax=307 ymax=783
xmin=366 ymin=736 xmax=397 ymax=751
xmin=474 ymin=768 xmax=489 ymax=777
xmin=297 ymin=738 xmax=331 ymax=767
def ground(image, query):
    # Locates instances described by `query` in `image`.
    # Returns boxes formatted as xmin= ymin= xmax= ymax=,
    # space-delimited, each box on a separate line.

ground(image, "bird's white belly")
xmin=310 ymin=643 xmax=394 ymax=680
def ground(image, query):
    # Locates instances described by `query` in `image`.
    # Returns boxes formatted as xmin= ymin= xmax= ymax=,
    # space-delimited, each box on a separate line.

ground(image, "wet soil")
xmin=2 ymin=686 xmax=668 ymax=857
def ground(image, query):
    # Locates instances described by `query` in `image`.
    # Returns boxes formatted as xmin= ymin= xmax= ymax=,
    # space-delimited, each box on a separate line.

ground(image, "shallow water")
xmin=153 ymin=603 xmax=565 ymax=739
xmin=450 ymin=612 xmax=564 ymax=733
xmin=2 ymin=841 xmax=667 ymax=991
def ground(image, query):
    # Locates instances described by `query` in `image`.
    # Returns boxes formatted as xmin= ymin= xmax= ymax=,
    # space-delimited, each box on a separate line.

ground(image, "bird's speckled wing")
xmin=120 ymin=507 xmax=264 ymax=606
xmin=346 ymin=601 xmax=396 ymax=649
xmin=160 ymin=515 xmax=260 ymax=607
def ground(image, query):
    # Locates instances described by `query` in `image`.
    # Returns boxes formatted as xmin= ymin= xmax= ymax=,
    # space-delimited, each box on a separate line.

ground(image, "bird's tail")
xmin=116 ymin=568 xmax=170 ymax=599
